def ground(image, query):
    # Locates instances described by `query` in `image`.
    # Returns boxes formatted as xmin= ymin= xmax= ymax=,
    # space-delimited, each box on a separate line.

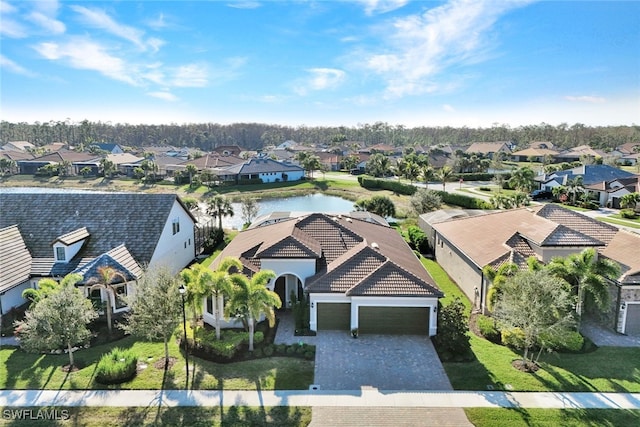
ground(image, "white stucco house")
xmin=208 ymin=212 xmax=443 ymax=336
xmin=215 ymin=158 xmax=305 ymax=184
xmin=0 ymin=191 xmax=197 ymax=318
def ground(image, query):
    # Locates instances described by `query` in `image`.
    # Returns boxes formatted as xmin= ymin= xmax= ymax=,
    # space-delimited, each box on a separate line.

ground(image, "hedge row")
xmin=435 ymin=191 xmax=494 ymax=210
xmin=357 ymin=176 xmax=417 ymax=195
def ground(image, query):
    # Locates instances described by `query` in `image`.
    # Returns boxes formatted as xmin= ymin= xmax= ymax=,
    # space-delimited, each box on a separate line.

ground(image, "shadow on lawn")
xmin=3 ymin=349 xmax=66 ymax=389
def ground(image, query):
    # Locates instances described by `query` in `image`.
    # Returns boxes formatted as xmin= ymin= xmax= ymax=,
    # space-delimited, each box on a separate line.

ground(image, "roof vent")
xmin=371 ymin=242 xmax=379 ymax=250
xmin=345 ymin=217 xmax=352 ymax=222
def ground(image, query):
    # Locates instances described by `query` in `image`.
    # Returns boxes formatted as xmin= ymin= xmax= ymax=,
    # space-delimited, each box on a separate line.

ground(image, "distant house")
xmin=465 ymin=142 xmax=512 ymax=158
xmin=215 ymin=158 xmax=305 ymax=183
xmin=0 ymin=191 xmax=197 ymax=317
xmin=210 ymin=213 xmax=443 ymax=335
xmin=430 ymin=204 xmax=640 ymax=335
xmin=537 ymin=165 xmax=636 ymax=198
xmin=2 ymin=141 xmax=35 ymax=152
xmin=90 ymin=143 xmax=125 ymax=154
xmin=316 ymin=151 xmax=341 ymax=171
xmin=16 ymin=150 xmax=100 ymax=175
xmin=584 ymin=176 xmax=640 ymax=208
xmin=510 ymin=147 xmax=559 ymax=163
xmin=212 ymin=145 xmax=244 ymax=157
xmin=554 ymin=145 xmax=605 ymax=163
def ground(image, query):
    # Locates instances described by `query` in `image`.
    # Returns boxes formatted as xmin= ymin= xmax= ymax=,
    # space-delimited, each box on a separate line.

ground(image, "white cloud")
xmin=226 ymin=1 xmax=262 ymax=10
xmin=172 ymin=64 xmax=209 ymax=87
xmin=28 ymin=11 xmax=65 ymax=34
xmin=443 ymin=104 xmax=455 ymax=112
xmin=361 ymin=0 xmax=532 ymax=98
xmin=0 ymin=54 xmax=36 ymax=77
xmin=70 ymin=5 xmax=162 ymax=51
xmin=357 ymin=0 xmax=409 ymax=16
xmin=564 ymin=95 xmax=606 ymax=104
xmin=147 ymin=91 xmax=178 ymax=102
xmin=295 ymin=68 xmax=346 ymax=95
xmin=33 ymin=37 xmax=137 ymax=85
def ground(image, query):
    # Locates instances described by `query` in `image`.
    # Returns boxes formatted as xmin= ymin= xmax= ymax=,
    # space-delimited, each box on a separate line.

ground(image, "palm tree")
xmin=566 ymin=176 xmax=585 ymax=205
xmin=225 ymin=270 xmax=281 ymax=351
xmin=207 ymin=195 xmax=234 ymax=230
xmin=437 ymin=166 xmax=454 ymax=191
xmin=185 ymin=163 xmax=198 ymax=187
xmin=209 ymin=257 xmax=243 ymax=340
xmin=546 ymin=248 xmax=620 ymax=324
xmin=100 ymin=158 xmax=116 ymax=179
xmin=86 ymin=266 xmax=127 ymax=334
xmin=552 ymin=185 xmax=568 ymax=203
xmin=179 ymin=263 xmax=213 ymax=331
xmin=421 ymin=165 xmax=435 ymax=184
xmin=508 ymin=166 xmax=535 ymax=193
xmin=483 ymin=262 xmax=519 ymax=311
xmin=620 ymin=192 xmax=640 ymax=210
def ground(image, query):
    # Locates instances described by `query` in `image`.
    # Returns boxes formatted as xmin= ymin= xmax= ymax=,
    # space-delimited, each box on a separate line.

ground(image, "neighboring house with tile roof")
xmin=0 ymin=191 xmax=197 ymax=318
xmin=584 ymin=176 xmax=640 ymax=208
xmin=554 ymin=144 xmax=605 ymax=162
xmin=215 ymin=158 xmax=305 ymax=184
xmin=465 ymin=142 xmax=512 ymax=158
xmin=430 ymin=204 xmax=640 ymax=335
xmin=210 ymin=213 xmax=443 ymax=335
xmin=510 ymin=147 xmax=559 ymax=163
xmin=537 ymin=165 xmax=637 ymax=201
xmin=2 ymin=141 xmax=35 ymax=152
xmin=16 ymin=150 xmax=101 ymax=175
xmin=89 ymin=143 xmax=125 ymax=154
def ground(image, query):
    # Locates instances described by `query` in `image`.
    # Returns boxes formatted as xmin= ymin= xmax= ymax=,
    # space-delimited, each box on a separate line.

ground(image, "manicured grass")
xmin=422 ymin=256 xmax=640 ymax=393
xmin=421 ymin=257 xmax=470 ymax=313
xmin=0 ymin=334 xmax=314 ymax=391
xmin=0 ymin=406 xmax=312 ymax=426
xmin=465 ymin=408 xmax=640 ymax=427
xmin=598 ymin=217 xmax=640 ymax=229
xmin=553 ymin=203 xmax=591 ymax=212
xmin=444 ymin=334 xmax=640 ymax=392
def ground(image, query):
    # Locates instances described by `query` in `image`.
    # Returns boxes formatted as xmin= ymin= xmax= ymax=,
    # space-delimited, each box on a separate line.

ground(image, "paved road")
xmin=1 ymin=389 xmax=639 ymax=409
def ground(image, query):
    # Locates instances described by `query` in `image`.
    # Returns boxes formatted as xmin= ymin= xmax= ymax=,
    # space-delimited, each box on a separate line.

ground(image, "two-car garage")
xmin=313 ymin=298 xmax=436 ymax=336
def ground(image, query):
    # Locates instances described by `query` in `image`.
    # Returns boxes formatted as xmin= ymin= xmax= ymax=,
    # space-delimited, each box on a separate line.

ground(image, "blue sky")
xmin=1 ymin=0 xmax=639 ymax=128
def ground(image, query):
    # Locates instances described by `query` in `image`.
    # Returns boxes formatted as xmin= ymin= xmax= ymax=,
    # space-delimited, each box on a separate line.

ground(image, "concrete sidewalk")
xmin=1 ymin=389 xmax=639 ymax=410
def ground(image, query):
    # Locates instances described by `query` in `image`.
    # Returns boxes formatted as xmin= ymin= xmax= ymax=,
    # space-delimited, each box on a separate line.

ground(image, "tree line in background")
xmin=2 ymin=120 xmax=639 ymax=152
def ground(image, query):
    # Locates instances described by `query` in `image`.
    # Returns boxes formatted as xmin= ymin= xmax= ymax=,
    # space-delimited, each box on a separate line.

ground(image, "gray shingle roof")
xmin=73 ymin=245 xmax=142 ymax=284
xmin=0 ymin=191 xmax=192 ymax=270
xmin=0 ymin=225 xmax=32 ymax=293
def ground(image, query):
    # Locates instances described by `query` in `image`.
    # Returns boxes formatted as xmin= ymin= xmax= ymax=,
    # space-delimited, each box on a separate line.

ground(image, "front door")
xmin=274 ymin=276 xmax=286 ymax=310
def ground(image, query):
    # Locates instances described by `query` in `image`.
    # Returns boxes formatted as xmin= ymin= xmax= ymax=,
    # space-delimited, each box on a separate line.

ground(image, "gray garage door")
xmin=358 ymin=306 xmax=429 ymax=335
xmin=317 ymin=303 xmax=350 ymax=330
xmin=625 ymin=304 xmax=640 ymax=336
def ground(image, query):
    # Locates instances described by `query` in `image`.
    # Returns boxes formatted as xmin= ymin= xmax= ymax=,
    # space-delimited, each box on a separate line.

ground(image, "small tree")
xmin=410 ymin=188 xmax=442 ymax=214
xmin=86 ymin=266 xmax=127 ymax=334
xmin=493 ymin=269 xmax=575 ymax=370
xmin=240 ymin=197 xmax=259 ymax=227
xmin=432 ymin=299 xmax=471 ymax=361
xmin=121 ymin=268 xmax=183 ymax=368
xmin=207 ymin=194 xmax=234 ymax=230
xmin=16 ymin=275 xmax=97 ymax=369
xmin=354 ymin=195 xmax=396 ymax=218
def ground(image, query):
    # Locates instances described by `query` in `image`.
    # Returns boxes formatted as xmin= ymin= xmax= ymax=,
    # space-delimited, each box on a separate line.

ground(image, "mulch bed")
xmin=61 ymin=364 xmax=81 ymax=373
xmin=512 ymin=359 xmax=540 ymax=373
xmin=153 ymin=356 xmax=176 ymax=370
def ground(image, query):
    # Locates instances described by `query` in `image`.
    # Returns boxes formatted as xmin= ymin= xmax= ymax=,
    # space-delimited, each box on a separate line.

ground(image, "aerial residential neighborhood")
xmin=1 ymin=1 xmax=640 ymax=426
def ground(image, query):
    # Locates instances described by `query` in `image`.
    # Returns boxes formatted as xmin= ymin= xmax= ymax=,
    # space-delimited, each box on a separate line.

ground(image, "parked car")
xmin=529 ymin=189 xmax=553 ymax=200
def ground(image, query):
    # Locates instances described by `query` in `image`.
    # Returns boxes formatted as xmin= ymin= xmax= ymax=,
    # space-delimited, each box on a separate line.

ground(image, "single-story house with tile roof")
xmin=584 ymin=176 xmax=640 ymax=209
xmin=0 ymin=191 xmax=196 ymax=317
xmin=215 ymin=158 xmax=305 ymax=184
xmin=554 ymin=145 xmax=606 ymax=162
xmin=465 ymin=142 xmax=512 ymax=158
xmin=510 ymin=147 xmax=559 ymax=163
xmin=430 ymin=204 xmax=640 ymax=335
xmin=536 ymin=164 xmax=636 ymax=198
xmin=210 ymin=213 xmax=443 ymax=336
xmin=16 ymin=150 xmax=101 ymax=175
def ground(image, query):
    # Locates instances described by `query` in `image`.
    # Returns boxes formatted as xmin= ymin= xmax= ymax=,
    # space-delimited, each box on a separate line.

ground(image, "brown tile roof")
xmin=536 ymin=204 xmax=618 ymax=244
xmin=54 ymin=227 xmax=90 ymax=246
xmin=212 ymin=213 xmax=441 ymax=298
xmin=600 ymin=230 xmax=640 ymax=284
xmin=347 ymin=260 xmax=443 ymax=297
xmin=466 ymin=142 xmax=511 ymax=154
xmin=0 ymin=225 xmax=32 ymax=293
xmin=540 ymin=224 xmax=604 ymax=246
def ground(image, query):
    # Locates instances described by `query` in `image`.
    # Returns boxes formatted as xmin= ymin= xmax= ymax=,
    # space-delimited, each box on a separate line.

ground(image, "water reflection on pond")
xmin=220 ymin=193 xmax=357 ymax=229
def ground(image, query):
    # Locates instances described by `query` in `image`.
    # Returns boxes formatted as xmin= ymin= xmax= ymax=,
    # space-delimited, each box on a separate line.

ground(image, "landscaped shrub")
xmin=263 ymin=345 xmax=274 ymax=356
xmin=276 ymin=344 xmax=286 ymax=355
xmin=433 ymin=299 xmax=473 ymax=362
xmin=95 ymin=347 xmax=137 ymax=385
xmin=357 ymin=176 xmax=417 ymax=195
xmin=406 ymin=226 xmax=430 ymax=254
xmin=436 ymin=191 xmax=493 ymax=209
xmin=621 ymin=209 xmax=637 ymax=219
xmin=501 ymin=327 xmax=525 ymax=350
xmin=540 ymin=330 xmax=585 ymax=353
xmin=286 ymin=345 xmax=297 ymax=356
xmin=304 ymin=351 xmax=315 ymax=360
xmin=476 ymin=315 xmax=501 ymax=343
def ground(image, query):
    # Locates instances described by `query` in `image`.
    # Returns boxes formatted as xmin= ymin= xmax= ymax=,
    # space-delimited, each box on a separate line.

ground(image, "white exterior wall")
xmin=260 ymin=259 xmax=316 ymax=287
xmin=351 ymin=296 xmax=439 ymax=336
xmin=308 ymin=293 xmax=351 ymax=331
xmin=149 ymin=200 xmax=196 ymax=275
xmin=53 ymin=239 xmax=85 ymax=263
xmin=0 ymin=281 xmax=30 ymax=315
xmin=258 ymin=170 xmax=305 ymax=183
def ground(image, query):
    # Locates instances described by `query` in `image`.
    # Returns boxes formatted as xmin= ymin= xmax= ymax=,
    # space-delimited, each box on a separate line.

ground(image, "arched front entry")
xmin=273 ymin=274 xmax=304 ymax=309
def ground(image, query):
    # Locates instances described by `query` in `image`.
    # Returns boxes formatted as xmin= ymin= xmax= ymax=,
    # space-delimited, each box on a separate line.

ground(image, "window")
xmin=114 ymin=284 xmax=128 ymax=310
xmin=89 ymin=289 xmax=103 ymax=312
xmin=172 ymin=218 xmax=180 ymax=235
xmin=55 ymin=247 xmax=65 ymax=261
xmin=206 ymin=296 xmax=214 ymax=315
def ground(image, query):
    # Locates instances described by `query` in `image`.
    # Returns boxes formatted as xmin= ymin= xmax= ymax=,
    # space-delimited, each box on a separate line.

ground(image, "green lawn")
xmin=598 ymin=217 xmax=640 ymax=229
xmin=465 ymin=408 xmax=640 ymax=427
xmin=0 ymin=406 xmax=312 ymax=426
xmin=0 ymin=335 xmax=314 ymax=391
xmin=421 ymin=258 xmax=640 ymax=393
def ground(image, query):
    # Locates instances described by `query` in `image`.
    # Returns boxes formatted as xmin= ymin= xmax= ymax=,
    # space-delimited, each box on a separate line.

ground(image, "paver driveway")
xmin=312 ymin=331 xmax=453 ymax=391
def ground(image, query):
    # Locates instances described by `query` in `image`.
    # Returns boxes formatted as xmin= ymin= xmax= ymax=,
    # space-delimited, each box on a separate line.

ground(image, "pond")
xmin=219 ymin=193 xmax=357 ymax=229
